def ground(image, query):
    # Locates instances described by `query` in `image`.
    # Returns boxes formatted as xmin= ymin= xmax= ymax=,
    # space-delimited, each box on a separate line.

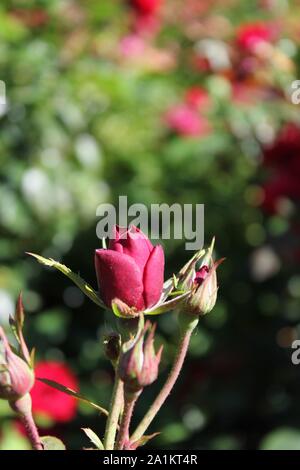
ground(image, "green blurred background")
xmin=1 ymin=0 xmax=300 ymax=450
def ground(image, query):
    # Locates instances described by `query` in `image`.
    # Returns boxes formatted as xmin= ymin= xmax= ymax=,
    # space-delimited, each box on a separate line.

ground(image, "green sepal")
xmin=27 ymin=253 xmax=105 ymax=308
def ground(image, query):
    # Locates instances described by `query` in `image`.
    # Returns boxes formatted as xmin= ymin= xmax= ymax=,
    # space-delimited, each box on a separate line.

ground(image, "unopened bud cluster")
xmin=118 ymin=320 xmax=163 ymax=396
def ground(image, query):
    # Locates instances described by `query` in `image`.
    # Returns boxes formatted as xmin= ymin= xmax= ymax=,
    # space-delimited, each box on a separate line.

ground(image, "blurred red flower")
xmin=165 ymin=104 xmax=211 ymax=137
xmin=31 ymin=361 xmax=78 ymax=423
xmin=264 ymin=123 xmax=300 ymax=175
xmin=130 ymin=0 xmax=162 ymax=16
xmin=262 ymin=174 xmax=300 ymax=213
xmin=185 ymin=87 xmax=210 ymax=110
xmin=262 ymin=123 xmax=300 ymax=212
xmin=236 ymin=22 xmax=276 ymax=53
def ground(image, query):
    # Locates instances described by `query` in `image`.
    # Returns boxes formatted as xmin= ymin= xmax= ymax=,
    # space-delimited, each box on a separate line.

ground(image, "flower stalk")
xmin=103 ymin=375 xmax=124 ymax=450
xmin=10 ymin=394 xmax=43 ymax=450
xmin=115 ymin=391 xmax=140 ymax=450
xmin=130 ymin=314 xmax=198 ymax=444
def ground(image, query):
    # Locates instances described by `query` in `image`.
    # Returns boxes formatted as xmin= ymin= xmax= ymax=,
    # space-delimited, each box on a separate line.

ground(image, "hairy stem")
xmin=115 ymin=393 xmax=138 ymax=450
xmin=130 ymin=316 xmax=198 ymax=444
xmin=11 ymin=394 xmax=43 ymax=450
xmin=21 ymin=410 xmax=43 ymax=450
xmin=103 ymin=375 xmax=124 ymax=450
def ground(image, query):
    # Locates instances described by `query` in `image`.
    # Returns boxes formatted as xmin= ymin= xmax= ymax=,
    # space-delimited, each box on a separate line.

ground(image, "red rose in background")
xmin=95 ymin=225 xmax=164 ymax=311
xmin=262 ymin=174 xmax=300 ymax=213
xmin=263 ymin=123 xmax=300 ymax=175
xmin=261 ymin=123 xmax=300 ymax=213
xmin=129 ymin=0 xmax=162 ymax=35
xmin=236 ymin=22 xmax=276 ymax=53
xmin=31 ymin=361 xmax=78 ymax=423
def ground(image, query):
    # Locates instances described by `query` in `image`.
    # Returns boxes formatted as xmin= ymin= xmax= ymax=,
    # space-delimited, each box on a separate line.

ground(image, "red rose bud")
xmin=177 ymin=247 xmax=206 ymax=291
xmin=0 ymin=327 xmax=34 ymax=401
xmin=186 ymin=258 xmax=224 ymax=316
xmin=95 ymin=225 xmax=164 ymax=313
xmin=118 ymin=320 xmax=163 ymax=395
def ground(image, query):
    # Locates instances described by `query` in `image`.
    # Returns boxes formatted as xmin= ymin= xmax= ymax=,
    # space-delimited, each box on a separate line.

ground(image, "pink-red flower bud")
xmin=185 ymin=258 xmax=224 ymax=316
xmin=118 ymin=320 xmax=163 ymax=394
xmin=95 ymin=225 xmax=164 ymax=313
xmin=0 ymin=327 xmax=34 ymax=401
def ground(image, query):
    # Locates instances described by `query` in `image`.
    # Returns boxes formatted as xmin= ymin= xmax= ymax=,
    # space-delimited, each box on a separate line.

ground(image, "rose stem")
xmin=103 ymin=375 xmax=124 ymax=450
xmin=130 ymin=315 xmax=198 ymax=444
xmin=21 ymin=409 xmax=44 ymax=450
xmin=11 ymin=394 xmax=43 ymax=450
xmin=115 ymin=392 xmax=139 ymax=450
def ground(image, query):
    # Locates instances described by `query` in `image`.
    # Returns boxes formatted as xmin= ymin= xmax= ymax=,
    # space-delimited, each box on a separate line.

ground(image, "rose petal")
xmin=143 ymin=245 xmax=164 ymax=308
xmin=95 ymin=249 xmax=144 ymax=310
xmin=109 ymin=225 xmax=152 ymax=274
xmin=108 ymin=226 xmax=125 ymax=253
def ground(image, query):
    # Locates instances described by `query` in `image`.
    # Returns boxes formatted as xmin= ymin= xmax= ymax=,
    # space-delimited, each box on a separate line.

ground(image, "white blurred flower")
xmin=22 ymin=167 xmax=52 ymax=208
xmin=75 ymin=134 xmax=101 ymax=169
xmin=250 ymin=246 xmax=281 ymax=281
xmin=195 ymin=39 xmax=230 ymax=71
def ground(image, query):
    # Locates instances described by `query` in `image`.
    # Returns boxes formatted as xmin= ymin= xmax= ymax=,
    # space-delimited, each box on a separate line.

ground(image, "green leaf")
xmin=130 ymin=432 xmax=160 ymax=449
xmin=160 ymin=277 xmax=176 ymax=302
xmin=37 ymin=378 xmax=109 ymax=417
xmin=168 ymin=290 xmax=185 ymax=297
xmin=111 ymin=302 xmax=123 ymax=318
xmin=41 ymin=436 xmax=66 ymax=450
xmin=82 ymin=428 xmax=104 ymax=450
xmin=145 ymin=291 xmax=190 ymax=315
xmin=29 ymin=348 xmax=36 ymax=369
xmin=27 ymin=253 xmax=105 ymax=308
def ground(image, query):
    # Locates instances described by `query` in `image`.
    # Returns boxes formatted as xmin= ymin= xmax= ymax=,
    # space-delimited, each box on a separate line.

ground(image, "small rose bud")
xmin=185 ymin=258 xmax=224 ymax=316
xmin=176 ymin=247 xmax=206 ymax=292
xmin=118 ymin=320 xmax=162 ymax=395
xmin=103 ymin=332 xmax=121 ymax=364
xmin=136 ymin=323 xmax=163 ymax=389
xmin=0 ymin=327 xmax=34 ymax=401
